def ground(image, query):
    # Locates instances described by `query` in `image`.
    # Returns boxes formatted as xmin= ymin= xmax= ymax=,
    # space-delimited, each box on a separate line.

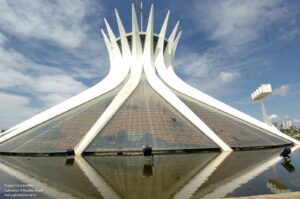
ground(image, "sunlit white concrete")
xmin=151 ymin=10 xmax=231 ymax=151
xmin=160 ymin=25 xmax=300 ymax=145
xmin=174 ymin=151 xmax=232 ymax=199
xmin=0 ymin=10 xmax=129 ymax=144
xmin=76 ymin=157 xmax=121 ymax=199
xmin=200 ymin=146 xmax=299 ymax=199
xmin=2 ymin=3 xmax=298 ymax=155
xmin=251 ymin=84 xmax=272 ymax=100
xmin=75 ymin=4 xmax=143 ymax=155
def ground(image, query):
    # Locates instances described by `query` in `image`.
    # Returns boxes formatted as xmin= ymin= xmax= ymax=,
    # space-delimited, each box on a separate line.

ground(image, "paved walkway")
xmin=224 ymin=191 xmax=300 ymax=199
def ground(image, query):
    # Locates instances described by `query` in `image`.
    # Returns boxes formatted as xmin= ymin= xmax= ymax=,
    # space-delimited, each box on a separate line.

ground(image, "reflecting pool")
xmin=0 ymin=147 xmax=299 ymax=198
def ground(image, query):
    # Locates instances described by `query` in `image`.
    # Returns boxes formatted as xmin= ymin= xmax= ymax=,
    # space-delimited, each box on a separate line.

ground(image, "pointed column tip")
xmin=103 ymin=18 xmax=109 ymax=28
xmin=115 ymin=8 xmax=121 ymax=22
xmin=165 ymin=11 xmax=170 ymax=21
xmin=156 ymin=10 xmax=170 ymax=55
xmin=164 ymin=11 xmax=170 ymax=25
xmin=131 ymin=1 xmax=140 ymax=35
xmin=148 ymin=4 xmax=154 ymax=17
xmin=172 ymin=30 xmax=182 ymax=56
xmin=147 ymin=4 xmax=154 ymax=26
xmin=168 ymin=21 xmax=180 ymax=41
xmin=114 ymin=8 xmax=120 ymax=18
xmin=131 ymin=2 xmax=136 ymax=14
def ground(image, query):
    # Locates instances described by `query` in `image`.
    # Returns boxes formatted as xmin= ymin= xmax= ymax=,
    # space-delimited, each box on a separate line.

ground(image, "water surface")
xmin=0 ymin=147 xmax=299 ymax=198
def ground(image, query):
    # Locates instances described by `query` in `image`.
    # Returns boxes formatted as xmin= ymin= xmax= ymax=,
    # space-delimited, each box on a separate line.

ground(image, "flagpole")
xmin=140 ymin=1 xmax=143 ymax=31
xmin=134 ymin=0 xmax=145 ymax=31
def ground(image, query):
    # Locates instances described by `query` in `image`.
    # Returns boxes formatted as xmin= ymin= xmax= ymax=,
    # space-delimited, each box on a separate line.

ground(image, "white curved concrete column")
xmin=163 ymin=21 xmax=179 ymax=68
xmin=74 ymin=4 xmax=143 ymax=155
xmin=144 ymin=7 xmax=231 ymax=151
xmin=76 ymin=157 xmax=120 ymax=199
xmin=174 ymin=151 xmax=231 ymax=199
xmin=160 ymin=17 xmax=300 ymax=145
xmin=166 ymin=65 xmax=300 ymax=145
xmin=0 ymin=17 xmax=129 ymax=144
xmin=0 ymin=125 xmax=20 ymax=137
xmin=201 ymin=146 xmax=299 ymax=199
xmin=3 ymin=3 xmax=293 ymax=154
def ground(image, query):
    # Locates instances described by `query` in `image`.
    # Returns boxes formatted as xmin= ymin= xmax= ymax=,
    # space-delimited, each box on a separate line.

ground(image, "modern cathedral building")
xmin=0 ymin=5 xmax=298 ymax=156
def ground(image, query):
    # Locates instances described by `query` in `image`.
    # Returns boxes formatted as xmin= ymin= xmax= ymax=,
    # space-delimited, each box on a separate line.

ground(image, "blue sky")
xmin=0 ymin=0 xmax=299 ymax=129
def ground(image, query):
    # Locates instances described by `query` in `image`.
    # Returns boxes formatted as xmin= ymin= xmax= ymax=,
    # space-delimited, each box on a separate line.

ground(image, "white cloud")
xmin=269 ymin=114 xmax=279 ymax=122
xmin=175 ymin=53 xmax=213 ymax=78
xmin=269 ymin=114 xmax=278 ymax=119
xmin=0 ymin=46 xmax=87 ymax=98
xmin=0 ymin=47 xmax=88 ymax=128
xmin=0 ymin=92 xmax=38 ymax=129
xmin=174 ymin=52 xmax=242 ymax=98
xmin=273 ymin=84 xmax=290 ymax=96
xmin=0 ymin=32 xmax=6 ymax=44
xmin=279 ymin=23 xmax=300 ymax=41
xmin=293 ymin=117 xmax=300 ymax=125
xmin=0 ymin=0 xmax=94 ymax=48
xmin=192 ymin=0 xmax=289 ymax=45
xmin=268 ymin=114 xmax=300 ymax=127
xmin=32 ymin=75 xmax=86 ymax=94
xmin=39 ymin=93 xmax=74 ymax=107
xmin=219 ymin=71 xmax=240 ymax=83
xmin=175 ymin=0 xmax=297 ymax=100
xmin=0 ymin=0 xmax=107 ymax=129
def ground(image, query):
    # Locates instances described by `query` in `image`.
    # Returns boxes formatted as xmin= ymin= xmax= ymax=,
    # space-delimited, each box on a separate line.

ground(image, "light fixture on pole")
xmin=251 ymin=84 xmax=273 ymax=126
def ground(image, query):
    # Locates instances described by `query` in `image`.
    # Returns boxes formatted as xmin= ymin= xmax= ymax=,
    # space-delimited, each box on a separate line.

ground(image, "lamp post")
xmin=251 ymin=84 xmax=273 ymax=126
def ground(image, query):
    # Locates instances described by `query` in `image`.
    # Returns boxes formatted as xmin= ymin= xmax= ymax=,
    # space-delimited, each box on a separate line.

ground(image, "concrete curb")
xmin=223 ymin=191 xmax=300 ymax=199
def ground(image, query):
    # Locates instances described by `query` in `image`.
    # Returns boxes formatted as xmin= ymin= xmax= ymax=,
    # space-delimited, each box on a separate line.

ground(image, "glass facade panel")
xmin=85 ymin=74 xmax=219 ymax=153
xmin=175 ymin=91 xmax=291 ymax=148
xmin=85 ymin=153 xmax=218 ymax=199
xmin=0 ymin=83 xmax=123 ymax=153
